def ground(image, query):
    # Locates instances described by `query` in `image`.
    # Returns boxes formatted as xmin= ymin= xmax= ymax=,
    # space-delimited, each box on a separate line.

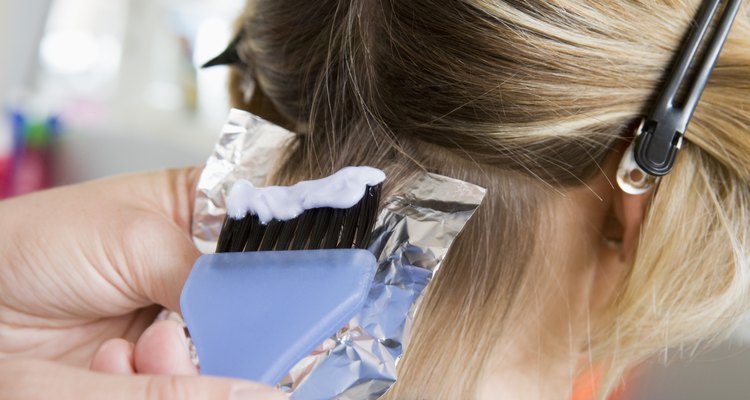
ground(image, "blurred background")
xmin=1 ymin=1 xmax=749 ymax=399
xmin=0 ymin=0 xmax=241 ymax=194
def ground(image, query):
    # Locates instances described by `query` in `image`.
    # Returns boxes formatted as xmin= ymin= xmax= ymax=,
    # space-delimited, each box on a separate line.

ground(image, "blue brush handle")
xmin=180 ymin=249 xmax=377 ymax=385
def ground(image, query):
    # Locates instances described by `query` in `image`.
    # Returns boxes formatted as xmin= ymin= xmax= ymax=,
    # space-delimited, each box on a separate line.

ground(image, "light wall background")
xmin=0 ymin=0 xmax=244 ymax=183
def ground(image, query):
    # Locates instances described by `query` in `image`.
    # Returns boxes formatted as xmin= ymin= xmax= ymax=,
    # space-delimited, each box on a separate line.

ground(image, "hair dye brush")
xmin=180 ymin=166 xmax=384 ymax=385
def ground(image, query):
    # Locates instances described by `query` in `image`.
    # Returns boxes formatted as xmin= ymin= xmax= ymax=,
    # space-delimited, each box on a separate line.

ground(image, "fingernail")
xmin=168 ymin=321 xmax=190 ymax=356
xmin=170 ymin=321 xmax=197 ymax=368
xmin=230 ymin=385 xmax=288 ymax=400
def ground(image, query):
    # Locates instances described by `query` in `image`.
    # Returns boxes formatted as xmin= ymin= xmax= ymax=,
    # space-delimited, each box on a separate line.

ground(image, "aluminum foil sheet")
xmin=192 ymin=109 xmax=294 ymax=254
xmin=191 ymin=109 xmax=486 ymax=399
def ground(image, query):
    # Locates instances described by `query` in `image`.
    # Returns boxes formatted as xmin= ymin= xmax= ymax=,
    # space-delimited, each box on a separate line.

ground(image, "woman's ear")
xmin=589 ymin=159 xmax=655 ymax=312
xmin=610 ymin=182 xmax=655 ymax=264
xmin=598 ymin=138 xmax=656 ymax=265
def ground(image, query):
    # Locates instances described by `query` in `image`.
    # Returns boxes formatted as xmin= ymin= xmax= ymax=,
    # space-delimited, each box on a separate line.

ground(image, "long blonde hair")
xmin=228 ymin=0 xmax=750 ymax=397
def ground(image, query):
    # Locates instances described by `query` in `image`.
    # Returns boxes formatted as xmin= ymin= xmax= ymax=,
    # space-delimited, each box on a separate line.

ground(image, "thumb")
xmin=0 ymin=358 xmax=286 ymax=400
xmin=118 ymin=167 xmax=204 ymax=312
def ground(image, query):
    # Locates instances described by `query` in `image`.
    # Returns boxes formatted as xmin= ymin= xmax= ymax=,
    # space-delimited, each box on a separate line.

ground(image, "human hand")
xmin=0 ymin=169 xmax=285 ymax=399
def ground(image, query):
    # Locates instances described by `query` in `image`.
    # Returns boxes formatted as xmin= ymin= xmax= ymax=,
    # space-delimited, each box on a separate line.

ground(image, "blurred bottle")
xmin=178 ymin=36 xmax=198 ymax=113
xmin=3 ymin=107 xmax=62 ymax=198
xmin=0 ymin=112 xmax=12 ymax=199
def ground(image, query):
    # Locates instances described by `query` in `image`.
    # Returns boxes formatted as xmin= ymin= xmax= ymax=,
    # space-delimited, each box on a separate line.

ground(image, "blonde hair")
xmin=229 ymin=0 xmax=750 ymax=397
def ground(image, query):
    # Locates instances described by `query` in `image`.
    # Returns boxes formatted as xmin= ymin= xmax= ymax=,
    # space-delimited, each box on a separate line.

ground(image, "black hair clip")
xmin=617 ymin=0 xmax=742 ymax=194
xmin=202 ymin=28 xmax=246 ymax=69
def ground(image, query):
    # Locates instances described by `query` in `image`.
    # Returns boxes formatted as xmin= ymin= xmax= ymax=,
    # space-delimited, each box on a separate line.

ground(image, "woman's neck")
xmin=477 ymin=223 xmax=600 ymax=400
xmin=478 ymin=333 xmax=583 ymax=399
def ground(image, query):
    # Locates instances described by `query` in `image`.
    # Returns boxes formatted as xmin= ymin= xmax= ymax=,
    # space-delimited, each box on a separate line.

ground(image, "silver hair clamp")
xmin=617 ymin=0 xmax=742 ymax=195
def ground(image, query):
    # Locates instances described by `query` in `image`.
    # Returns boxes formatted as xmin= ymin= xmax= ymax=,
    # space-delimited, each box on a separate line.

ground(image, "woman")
xmin=223 ymin=0 xmax=750 ymax=397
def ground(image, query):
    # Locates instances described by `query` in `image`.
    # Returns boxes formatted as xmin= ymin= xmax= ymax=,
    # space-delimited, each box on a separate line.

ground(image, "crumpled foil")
xmin=191 ymin=109 xmax=486 ymax=399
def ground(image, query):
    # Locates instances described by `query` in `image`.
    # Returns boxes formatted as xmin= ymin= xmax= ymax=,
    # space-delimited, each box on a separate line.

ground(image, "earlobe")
xmin=613 ymin=187 xmax=654 ymax=263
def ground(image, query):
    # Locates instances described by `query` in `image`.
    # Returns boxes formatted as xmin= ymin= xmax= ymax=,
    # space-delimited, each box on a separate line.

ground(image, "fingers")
xmin=90 ymin=339 xmax=136 ymax=374
xmin=91 ymin=320 xmax=197 ymax=376
xmin=133 ymin=320 xmax=197 ymax=375
xmin=0 ymin=358 xmax=286 ymax=400
xmin=129 ymin=220 xmax=201 ymax=313
xmin=126 ymin=168 xmax=204 ymax=312
xmin=142 ymin=167 xmax=203 ymax=233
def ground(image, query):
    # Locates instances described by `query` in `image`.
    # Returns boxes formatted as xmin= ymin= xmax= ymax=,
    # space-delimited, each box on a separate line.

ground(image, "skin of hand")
xmin=0 ymin=168 xmax=286 ymax=400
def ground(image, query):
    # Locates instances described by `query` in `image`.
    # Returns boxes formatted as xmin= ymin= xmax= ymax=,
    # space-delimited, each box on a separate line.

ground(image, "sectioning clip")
xmin=618 ymin=0 xmax=742 ymax=194
xmin=617 ymin=121 xmax=661 ymax=195
xmin=201 ymin=28 xmax=246 ymax=69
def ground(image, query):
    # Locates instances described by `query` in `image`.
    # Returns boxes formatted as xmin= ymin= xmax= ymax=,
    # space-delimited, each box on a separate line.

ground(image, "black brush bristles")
xmin=354 ymin=185 xmax=381 ymax=249
xmin=215 ymin=183 xmax=382 ymax=253
xmin=289 ymin=211 xmax=315 ymax=251
xmin=336 ymin=203 xmax=359 ymax=249
xmin=307 ymin=208 xmax=333 ymax=250
xmin=322 ymin=209 xmax=345 ymax=249
xmin=258 ymin=220 xmax=283 ymax=251
xmin=274 ymin=216 xmax=300 ymax=251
